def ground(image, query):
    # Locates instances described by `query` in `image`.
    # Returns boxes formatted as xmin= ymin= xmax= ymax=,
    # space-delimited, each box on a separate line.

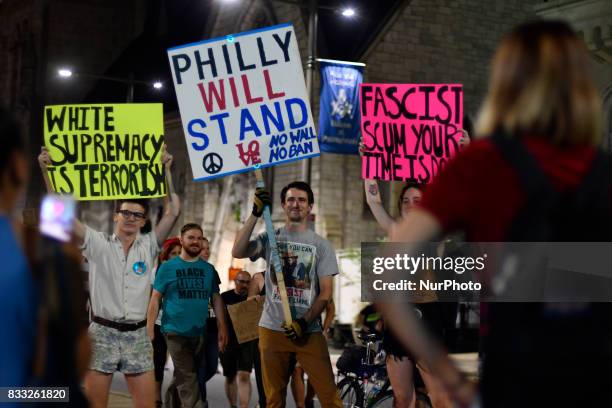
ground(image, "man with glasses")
xmin=38 ymin=145 xmax=180 ymax=408
xmin=220 ymin=270 xmax=254 ymax=408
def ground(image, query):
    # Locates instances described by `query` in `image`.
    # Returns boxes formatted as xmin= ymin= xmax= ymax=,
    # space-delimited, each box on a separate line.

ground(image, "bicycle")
xmin=336 ymin=331 xmax=431 ymax=408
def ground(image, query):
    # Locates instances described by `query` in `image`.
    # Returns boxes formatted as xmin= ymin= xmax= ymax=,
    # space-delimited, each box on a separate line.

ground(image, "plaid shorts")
xmin=89 ymin=322 xmax=154 ymax=374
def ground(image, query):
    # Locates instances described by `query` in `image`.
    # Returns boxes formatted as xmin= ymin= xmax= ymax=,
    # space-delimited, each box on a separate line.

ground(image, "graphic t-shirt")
xmin=221 ymin=290 xmax=247 ymax=347
xmin=153 ymin=256 xmax=219 ymax=337
xmin=250 ymin=227 xmax=339 ymax=332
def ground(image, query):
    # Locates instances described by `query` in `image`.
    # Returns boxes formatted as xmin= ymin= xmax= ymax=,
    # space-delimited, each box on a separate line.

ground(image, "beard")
xmin=184 ymin=246 xmax=201 ymax=257
xmin=287 ymin=209 xmax=305 ymax=222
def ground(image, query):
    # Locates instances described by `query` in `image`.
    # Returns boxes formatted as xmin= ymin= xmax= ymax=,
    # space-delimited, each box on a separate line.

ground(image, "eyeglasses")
xmin=235 ymin=279 xmax=251 ymax=285
xmin=117 ymin=209 xmax=146 ymax=220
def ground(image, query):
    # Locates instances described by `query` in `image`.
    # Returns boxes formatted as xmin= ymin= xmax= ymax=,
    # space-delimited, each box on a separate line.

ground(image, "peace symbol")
xmin=203 ymin=153 xmax=223 ymax=174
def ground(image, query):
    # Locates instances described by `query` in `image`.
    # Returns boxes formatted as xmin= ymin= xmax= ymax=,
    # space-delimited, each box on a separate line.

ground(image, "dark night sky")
xmin=85 ymin=0 xmax=402 ymax=108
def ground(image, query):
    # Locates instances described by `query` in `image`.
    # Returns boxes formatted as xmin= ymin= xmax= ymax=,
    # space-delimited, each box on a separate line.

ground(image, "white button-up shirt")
xmin=82 ymin=225 xmax=159 ymax=323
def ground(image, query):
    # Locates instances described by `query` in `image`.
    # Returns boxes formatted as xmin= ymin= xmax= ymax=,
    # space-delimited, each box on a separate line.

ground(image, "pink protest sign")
xmin=360 ymin=84 xmax=463 ymax=183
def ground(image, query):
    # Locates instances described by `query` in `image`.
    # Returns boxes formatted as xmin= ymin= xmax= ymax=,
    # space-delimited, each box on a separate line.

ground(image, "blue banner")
xmin=318 ymin=59 xmax=364 ymax=155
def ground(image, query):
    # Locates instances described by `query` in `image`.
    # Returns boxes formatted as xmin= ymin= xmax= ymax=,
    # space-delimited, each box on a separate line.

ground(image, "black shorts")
xmin=382 ymin=302 xmax=457 ymax=359
xmin=220 ymin=341 xmax=255 ymax=378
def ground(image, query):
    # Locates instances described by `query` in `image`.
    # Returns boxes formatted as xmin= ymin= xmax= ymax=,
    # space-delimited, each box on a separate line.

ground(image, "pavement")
xmin=108 ymin=348 xmax=343 ymax=407
xmin=107 ymin=349 xmax=479 ymax=407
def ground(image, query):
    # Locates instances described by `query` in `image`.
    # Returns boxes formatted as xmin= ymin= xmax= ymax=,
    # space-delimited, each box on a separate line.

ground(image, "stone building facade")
xmin=3 ymin=0 xmax=611 ymax=287
xmin=166 ymin=0 xmax=542 ymax=283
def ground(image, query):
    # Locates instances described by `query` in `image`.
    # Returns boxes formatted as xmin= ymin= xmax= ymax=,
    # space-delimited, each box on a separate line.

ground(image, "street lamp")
xmin=341 ymin=8 xmax=356 ymax=17
xmin=56 ymin=68 xmax=163 ymax=103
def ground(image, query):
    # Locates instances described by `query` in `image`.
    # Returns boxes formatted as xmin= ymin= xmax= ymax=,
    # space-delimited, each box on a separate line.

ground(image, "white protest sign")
xmin=168 ymin=23 xmax=319 ymax=181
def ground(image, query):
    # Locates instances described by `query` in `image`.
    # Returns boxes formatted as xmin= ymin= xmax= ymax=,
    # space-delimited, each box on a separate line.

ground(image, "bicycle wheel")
xmin=368 ymin=389 xmax=432 ymax=408
xmin=367 ymin=390 xmax=393 ymax=408
xmin=337 ymin=376 xmax=364 ymax=408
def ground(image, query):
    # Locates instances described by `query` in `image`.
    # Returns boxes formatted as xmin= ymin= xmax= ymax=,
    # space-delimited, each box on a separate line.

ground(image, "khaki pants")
xmin=259 ymin=327 xmax=341 ymax=408
xmin=165 ymin=334 xmax=204 ymax=408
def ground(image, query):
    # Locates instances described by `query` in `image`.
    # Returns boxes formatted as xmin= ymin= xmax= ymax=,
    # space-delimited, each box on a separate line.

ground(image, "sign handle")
xmin=254 ymin=168 xmax=293 ymax=325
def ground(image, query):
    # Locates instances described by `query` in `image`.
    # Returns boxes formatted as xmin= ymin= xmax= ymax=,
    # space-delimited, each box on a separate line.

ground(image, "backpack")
xmin=336 ymin=344 xmax=367 ymax=374
xmin=483 ymin=131 xmax=612 ymax=408
xmin=492 ymin=131 xmax=612 ymax=242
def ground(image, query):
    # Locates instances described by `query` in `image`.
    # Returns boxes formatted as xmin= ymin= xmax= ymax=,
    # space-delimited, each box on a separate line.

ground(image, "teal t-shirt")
xmin=153 ymin=256 xmax=219 ymax=337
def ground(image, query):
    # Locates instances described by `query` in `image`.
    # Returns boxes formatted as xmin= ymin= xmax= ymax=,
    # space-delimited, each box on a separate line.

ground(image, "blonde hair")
xmin=477 ymin=20 xmax=602 ymax=146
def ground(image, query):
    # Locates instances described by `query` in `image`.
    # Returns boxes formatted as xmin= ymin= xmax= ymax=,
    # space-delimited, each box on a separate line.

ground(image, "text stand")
xmin=254 ymin=168 xmax=293 ymax=325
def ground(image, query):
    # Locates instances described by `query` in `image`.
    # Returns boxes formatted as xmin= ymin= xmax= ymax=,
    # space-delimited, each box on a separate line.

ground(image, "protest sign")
xmin=360 ymin=84 xmax=463 ymax=183
xmin=43 ymin=103 xmax=166 ymax=200
xmin=167 ymin=23 xmax=319 ymax=181
xmin=318 ymin=59 xmax=364 ymax=155
xmin=227 ymin=297 xmax=264 ymax=344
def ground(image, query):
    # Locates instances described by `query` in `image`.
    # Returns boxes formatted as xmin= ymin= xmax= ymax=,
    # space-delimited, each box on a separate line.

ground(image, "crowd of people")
xmin=1 ymin=18 xmax=610 ymax=408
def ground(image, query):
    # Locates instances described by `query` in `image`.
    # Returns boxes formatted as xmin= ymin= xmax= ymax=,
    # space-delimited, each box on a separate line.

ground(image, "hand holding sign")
xmin=252 ymin=188 xmax=272 ymax=217
xmin=38 ymin=146 xmax=52 ymax=169
xmin=162 ymin=144 xmax=173 ymax=169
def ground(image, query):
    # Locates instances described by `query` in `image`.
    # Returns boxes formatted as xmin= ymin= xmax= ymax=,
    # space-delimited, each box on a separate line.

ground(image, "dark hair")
xmin=180 ymin=223 xmax=203 ymax=236
xmin=0 ymin=107 xmax=25 ymax=185
xmin=397 ymin=182 xmax=424 ymax=214
xmin=280 ymin=181 xmax=314 ymax=205
xmin=115 ymin=199 xmax=149 ymax=216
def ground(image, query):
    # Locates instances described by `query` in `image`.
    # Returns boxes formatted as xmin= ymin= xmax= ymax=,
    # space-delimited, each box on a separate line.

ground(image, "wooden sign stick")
xmin=254 ymin=168 xmax=293 ymax=325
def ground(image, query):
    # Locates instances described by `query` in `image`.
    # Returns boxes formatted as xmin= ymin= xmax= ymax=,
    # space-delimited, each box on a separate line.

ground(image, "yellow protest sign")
xmin=43 ymin=103 xmax=166 ymax=200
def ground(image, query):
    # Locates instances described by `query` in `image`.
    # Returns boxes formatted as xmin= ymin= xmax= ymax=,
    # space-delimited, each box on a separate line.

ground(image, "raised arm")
xmin=155 ymin=144 xmax=180 ymax=246
xmin=38 ymin=146 xmax=86 ymax=245
xmin=247 ymin=272 xmax=265 ymax=299
xmin=232 ymin=188 xmax=271 ymax=258
xmin=364 ymin=179 xmax=395 ymax=233
xmin=359 ymin=137 xmax=395 ymax=233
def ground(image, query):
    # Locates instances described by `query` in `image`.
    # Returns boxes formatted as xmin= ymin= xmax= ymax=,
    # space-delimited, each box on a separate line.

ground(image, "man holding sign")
xmin=38 ymin=143 xmax=180 ymax=408
xmin=232 ymin=182 xmax=342 ymax=408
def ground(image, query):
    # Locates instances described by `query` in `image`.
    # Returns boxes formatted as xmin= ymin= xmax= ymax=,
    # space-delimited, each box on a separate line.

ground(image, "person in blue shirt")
xmin=147 ymin=223 xmax=228 ymax=408
xmin=0 ymin=107 xmax=36 ymax=398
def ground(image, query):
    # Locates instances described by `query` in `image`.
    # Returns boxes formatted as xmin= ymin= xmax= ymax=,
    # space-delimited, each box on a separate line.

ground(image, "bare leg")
xmin=416 ymin=362 xmax=453 ymax=408
xmin=84 ymin=370 xmax=113 ymax=408
xmin=237 ymin=371 xmax=252 ymax=408
xmin=225 ymin=375 xmax=238 ymax=407
xmin=291 ymin=366 xmax=306 ymax=408
xmin=125 ymin=371 xmax=156 ymax=408
xmin=386 ymin=355 xmax=416 ymax=408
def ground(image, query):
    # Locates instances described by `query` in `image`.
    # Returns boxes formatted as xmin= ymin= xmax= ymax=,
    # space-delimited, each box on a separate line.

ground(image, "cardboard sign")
xmin=43 ymin=103 xmax=166 ymax=200
xmin=360 ymin=84 xmax=463 ymax=183
xmin=227 ymin=297 xmax=264 ymax=344
xmin=167 ymin=23 xmax=319 ymax=181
